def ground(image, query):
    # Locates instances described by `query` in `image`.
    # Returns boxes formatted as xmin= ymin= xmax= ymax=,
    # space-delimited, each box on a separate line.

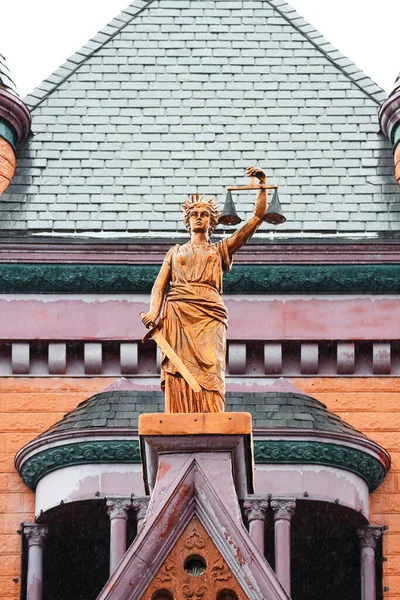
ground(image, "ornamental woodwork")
xmin=141 ymin=516 xmax=247 ymax=600
xmin=19 ymin=438 xmax=385 ymax=493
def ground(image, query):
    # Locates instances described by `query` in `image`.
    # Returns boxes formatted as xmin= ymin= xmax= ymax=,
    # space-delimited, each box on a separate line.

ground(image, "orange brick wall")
xmin=293 ymin=378 xmax=400 ymax=599
xmin=0 ymin=377 xmax=399 ymax=598
xmin=0 ymin=378 xmax=114 ymax=600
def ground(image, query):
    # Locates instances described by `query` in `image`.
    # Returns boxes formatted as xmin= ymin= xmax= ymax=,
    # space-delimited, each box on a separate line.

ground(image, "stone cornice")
xmin=2 ymin=262 xmax=400 ymax=294
xmin=1 ymin=240 xmax=400 ymax=265
xmin=16 ymin=427 xmax=389 ymax=493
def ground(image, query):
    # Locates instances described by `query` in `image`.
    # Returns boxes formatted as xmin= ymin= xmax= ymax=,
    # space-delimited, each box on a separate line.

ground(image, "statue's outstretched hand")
xmin=141 ymin=310 xmax=159 ymax=328
xmin=246 ymin=166 xmax=266 ymax=183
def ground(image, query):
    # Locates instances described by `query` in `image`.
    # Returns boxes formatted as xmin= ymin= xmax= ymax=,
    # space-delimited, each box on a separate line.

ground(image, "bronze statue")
xmin=141 ymin=166 xmax=267 ymax=413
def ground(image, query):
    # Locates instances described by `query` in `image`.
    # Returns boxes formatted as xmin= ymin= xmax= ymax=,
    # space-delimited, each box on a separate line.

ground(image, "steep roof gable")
xmin=23 ymin=0 xmax=386 ymax=111
xmin=4 ymin=0 xmax=398 ymax=237
xmin=96 ymin=453 xmax=288 ymax=600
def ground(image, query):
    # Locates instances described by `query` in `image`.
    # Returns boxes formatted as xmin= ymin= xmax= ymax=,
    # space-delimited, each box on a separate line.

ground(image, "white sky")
xmin=1 ymin=0 xmax=399 ymax=99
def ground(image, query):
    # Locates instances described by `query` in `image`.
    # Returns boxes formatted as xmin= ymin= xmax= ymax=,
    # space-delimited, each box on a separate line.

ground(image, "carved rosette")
xmin=142 ymin=516 xmax=243 ymax=600
xmin=358 ymin=526 xmax=382 ymax=549
xmin=24 ymin=523 xmax=48 ymax=548
xmin=243 ymin=499 xmax=269 ymax=522
xmin=270 ymin=499 xmax=296 ymax=521
xmin=132 ymin=496 xmax=149 ymax=522
xmin=106 ymin=497 xmax=131 ymax=520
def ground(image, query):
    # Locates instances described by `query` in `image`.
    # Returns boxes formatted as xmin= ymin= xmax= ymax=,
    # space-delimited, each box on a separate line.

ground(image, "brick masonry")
xmin=2 ymin=0 xmax=398 ymax=235
xmin=0 ymin=376 xmax=399 ymax=598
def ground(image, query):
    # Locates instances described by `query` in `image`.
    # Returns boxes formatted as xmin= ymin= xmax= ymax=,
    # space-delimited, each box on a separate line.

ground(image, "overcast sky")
xmin=1 ymin=0 xmax=399 ymax=99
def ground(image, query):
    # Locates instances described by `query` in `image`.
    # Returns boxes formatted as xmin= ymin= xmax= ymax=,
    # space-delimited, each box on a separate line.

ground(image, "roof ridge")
xmin=24 ymin=0 xmax=387 ymax=111
xmin=266 ymin=0 xmax=387 ymax=106
xmin=24 ymin=0 xmax=158 ymax=111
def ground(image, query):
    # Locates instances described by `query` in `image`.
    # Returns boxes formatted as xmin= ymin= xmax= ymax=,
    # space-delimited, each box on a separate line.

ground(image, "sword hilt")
xmin=140 ymin=312 xmax=162 ymax=343
xmin=139 ymin=311 xmax=153 ymax=329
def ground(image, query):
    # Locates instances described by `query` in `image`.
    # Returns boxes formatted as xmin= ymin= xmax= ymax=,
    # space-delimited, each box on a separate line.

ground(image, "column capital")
xmin=132 ymin=496 xmax=149 ymax=522
xmin=358 ymin=525 xmax=382 ymax=549
xmin=106 ymin=496 xmax=131 ymax=520
xmin=270 ymin=498 xmax=296 ymax=521
xmin=243 ymin=498 xmax=269 ymax=522
xmin=23 ymin=523 xmax=48 ymax=548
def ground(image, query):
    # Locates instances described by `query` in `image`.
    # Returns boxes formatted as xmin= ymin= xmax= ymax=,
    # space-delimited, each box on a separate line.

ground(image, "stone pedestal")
xmin=139 ymin=412 xmax=254 ymax=502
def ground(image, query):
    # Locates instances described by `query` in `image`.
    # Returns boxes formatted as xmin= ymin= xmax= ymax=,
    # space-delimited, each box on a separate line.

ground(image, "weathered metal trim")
xmin=253 ymin=441 xmax=385 ymax=492
xmin=0 ymin=88 xmax=31 ymax=142
xmin=18 ymin=437 xmax=387 ymax=492
xmin=393 ymin=125 xmax=400 ymax=151
xmin=3 ymin=263 xmax=400 ymax=294
xmin=0 ymin=119 xmax=17 ymax=150
xmin=1 ymin=241 xmax=400 ymax=264
xmin=19 ymin=440 xmax=141 ymax=489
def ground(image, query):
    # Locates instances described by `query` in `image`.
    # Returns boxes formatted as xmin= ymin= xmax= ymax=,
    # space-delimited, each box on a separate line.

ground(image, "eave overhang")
xmin=15 ymin=426 xmax=390 ymax=493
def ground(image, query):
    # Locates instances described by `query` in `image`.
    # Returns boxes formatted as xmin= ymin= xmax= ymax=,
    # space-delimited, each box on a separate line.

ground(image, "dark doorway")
xmin=290 ymin=500 xmax=368 ymax=600
xmin=38 ymin=499 xmax=136 ymax=600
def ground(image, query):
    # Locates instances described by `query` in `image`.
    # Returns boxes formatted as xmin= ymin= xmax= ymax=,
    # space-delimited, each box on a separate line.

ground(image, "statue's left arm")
xmin=225 ymin=166 xmax=267 ymax=257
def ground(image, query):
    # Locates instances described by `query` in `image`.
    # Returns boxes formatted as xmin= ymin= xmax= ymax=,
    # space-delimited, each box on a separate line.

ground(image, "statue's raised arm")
xmin=225 ymin=166 xmax=267 ymax=256
xmin=141 ymin=166 xmax=268 ymax=415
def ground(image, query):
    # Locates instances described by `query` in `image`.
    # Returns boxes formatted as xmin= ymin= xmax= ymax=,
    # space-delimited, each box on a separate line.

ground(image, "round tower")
xmin=379 ymin=72 xmax=400 ymax=186
xmin=0 ymin=54 xmax=31 ymax=194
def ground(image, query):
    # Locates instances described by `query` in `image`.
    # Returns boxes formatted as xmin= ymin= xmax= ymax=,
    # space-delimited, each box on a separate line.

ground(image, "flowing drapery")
xmin=160 ymin=240 xmax=232 ymax=413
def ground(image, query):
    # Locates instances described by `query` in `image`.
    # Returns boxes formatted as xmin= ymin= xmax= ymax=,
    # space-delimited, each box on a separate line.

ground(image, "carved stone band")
xmin=243 ymin=499 xmax=269 ymax=522
xmin=23 ymin=523 xmax=48 ymax=548
xmin=270 ymin=499 xmax=296 ymax=521
xmin=132 ymin=497 xmax=149 ymax=522
xmin=106 ymin=497 xmax=131 ymax=520
xmin=358 ymin=526 xmax=382 ymax=549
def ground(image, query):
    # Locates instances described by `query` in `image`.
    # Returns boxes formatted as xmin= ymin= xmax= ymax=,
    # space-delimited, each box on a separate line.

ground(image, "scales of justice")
xmin=140 ymin=166 xmax=285 ymax=415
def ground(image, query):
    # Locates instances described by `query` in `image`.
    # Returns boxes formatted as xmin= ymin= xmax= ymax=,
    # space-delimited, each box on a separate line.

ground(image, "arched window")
xmin=151 ymin=590 xmax=174 ymax=600
xmin=216 ymin=590 xmax=239 ymax=600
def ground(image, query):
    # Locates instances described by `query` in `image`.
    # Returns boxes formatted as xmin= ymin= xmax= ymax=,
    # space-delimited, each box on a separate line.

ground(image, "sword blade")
xmin=151 ymin=329 xmax=202 ymax=393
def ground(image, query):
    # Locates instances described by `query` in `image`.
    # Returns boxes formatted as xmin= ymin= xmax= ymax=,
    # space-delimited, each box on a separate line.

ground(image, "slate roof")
xmin=41 ymin=389 xmax=363 ymax=438
xmin=0 ymin=54 xmax=18 ymax=96
xmin=3 ymin=0 xmax=399 ymax=235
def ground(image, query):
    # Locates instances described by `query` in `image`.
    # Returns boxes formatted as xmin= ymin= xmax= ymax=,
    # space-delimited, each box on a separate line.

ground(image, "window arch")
xmin=151 ymin=590 xmax=174 ymax=600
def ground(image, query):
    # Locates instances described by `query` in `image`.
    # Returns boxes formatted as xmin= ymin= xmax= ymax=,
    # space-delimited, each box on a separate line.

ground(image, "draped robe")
xmin=160 ymin=239 xmax=232 ymax=413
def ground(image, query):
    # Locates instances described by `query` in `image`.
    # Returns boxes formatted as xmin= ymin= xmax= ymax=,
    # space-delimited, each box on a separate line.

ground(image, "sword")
xmin=139 ymin=312 xmax=201 ymax=393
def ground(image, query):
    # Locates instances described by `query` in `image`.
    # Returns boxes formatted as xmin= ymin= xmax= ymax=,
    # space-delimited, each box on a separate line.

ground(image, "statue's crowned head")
xmin=182 ymin=194 xmax=221 ymax=234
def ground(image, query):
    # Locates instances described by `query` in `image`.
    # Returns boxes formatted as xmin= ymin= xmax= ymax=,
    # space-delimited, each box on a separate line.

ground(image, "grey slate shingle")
xmin=2 ymin=0 xmax=398 ymax=235
xmin=39 ymin=389 xmax=363 ymax=438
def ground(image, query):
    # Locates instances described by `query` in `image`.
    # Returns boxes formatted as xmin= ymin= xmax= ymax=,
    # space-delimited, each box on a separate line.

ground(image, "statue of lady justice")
xmin=141 ymin=166 xmax=267 ymax=413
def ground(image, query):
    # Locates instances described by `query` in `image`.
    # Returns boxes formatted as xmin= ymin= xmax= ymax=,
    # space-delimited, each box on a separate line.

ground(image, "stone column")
xmin=132 ymin=497 xmax=149 ymax=531
xmin=106 ymin=496 xmax=131 ymax=575
xmin=24 ymin=523 xmax=48 ymax=600
xmin=270 ymin=499 xmax=296 ymax=596
xmin=358 ymin=525 xmax=382 ymax=600
xmin=243 ymin=498 xmax=269 ymax=555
